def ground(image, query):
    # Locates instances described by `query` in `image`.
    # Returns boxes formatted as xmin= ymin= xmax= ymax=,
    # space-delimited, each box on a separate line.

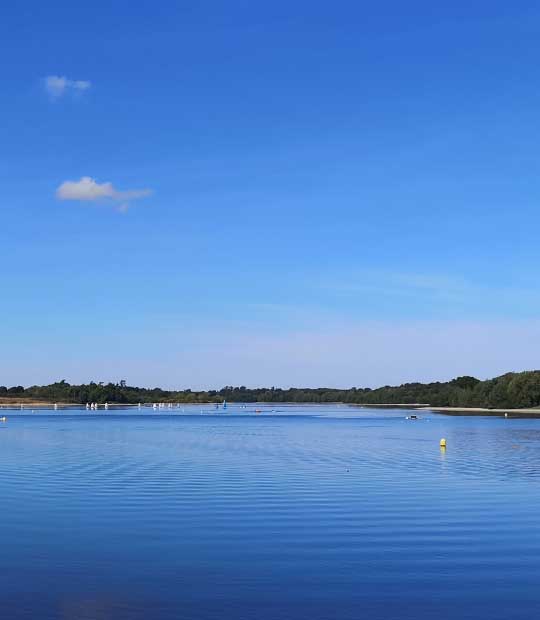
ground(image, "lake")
xmin=0 ymin=404 xmax=539 ymax=619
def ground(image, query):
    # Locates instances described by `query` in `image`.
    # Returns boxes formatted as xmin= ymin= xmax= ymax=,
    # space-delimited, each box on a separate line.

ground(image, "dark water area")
xmin=0 ymin=404 xmax=539 ymax=619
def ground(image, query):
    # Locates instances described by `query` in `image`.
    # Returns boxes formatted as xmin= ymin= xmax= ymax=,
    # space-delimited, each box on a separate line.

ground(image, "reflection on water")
xmin=0 ymin=406 xmax=539 ymax=619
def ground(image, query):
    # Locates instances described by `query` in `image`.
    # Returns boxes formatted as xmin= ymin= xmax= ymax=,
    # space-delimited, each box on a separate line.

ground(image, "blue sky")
xmin=1 ymin=1 xmax=540 ymax=388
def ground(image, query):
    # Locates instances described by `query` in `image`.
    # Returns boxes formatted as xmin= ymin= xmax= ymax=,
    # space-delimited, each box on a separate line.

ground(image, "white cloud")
xmin=44 ymin=75 xmax=91 ymax=99
xmin=56 ymin=177 xmax=152 ymax=211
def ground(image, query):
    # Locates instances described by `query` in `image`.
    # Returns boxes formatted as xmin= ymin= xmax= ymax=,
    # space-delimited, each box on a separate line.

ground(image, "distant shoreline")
xmin=419 ymin=406 xmax=540 ymax=417
xmin=1 ymin=399 xmax=540 ymax=417
xmin=352 ymin=403 xmax=540 ymax=417
xmin=4 ymin=371 xmax=540 ymax=412
xmin=357 ymin=404 xmax=540 ymax=417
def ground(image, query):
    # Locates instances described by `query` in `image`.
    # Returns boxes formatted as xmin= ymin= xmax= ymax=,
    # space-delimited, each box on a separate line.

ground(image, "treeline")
xmin=2 ymin=371 xmax=540 ymax=408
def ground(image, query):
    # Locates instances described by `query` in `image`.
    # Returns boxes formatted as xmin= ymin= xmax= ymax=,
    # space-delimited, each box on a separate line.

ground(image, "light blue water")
xmin=0 ymin=405 xmax=539 ymax=619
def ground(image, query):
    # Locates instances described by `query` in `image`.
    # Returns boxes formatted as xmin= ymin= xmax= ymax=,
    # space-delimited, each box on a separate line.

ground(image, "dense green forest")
xmin=2 ymin=371 xmax=540 ymax=408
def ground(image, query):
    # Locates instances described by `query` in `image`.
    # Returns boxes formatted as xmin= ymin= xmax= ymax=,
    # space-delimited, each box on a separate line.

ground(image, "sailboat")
xmin=222 ymin=400 xmax=227 ymax=410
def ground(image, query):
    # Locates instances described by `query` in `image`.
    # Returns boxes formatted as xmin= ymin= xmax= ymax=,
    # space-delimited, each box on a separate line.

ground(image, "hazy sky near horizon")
xmin=2 ymin=1 xmax=540 ymax=389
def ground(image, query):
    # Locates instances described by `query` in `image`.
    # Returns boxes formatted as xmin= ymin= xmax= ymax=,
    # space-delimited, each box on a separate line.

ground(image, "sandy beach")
xmin=420 ymin=406 xmax=540 ymax=417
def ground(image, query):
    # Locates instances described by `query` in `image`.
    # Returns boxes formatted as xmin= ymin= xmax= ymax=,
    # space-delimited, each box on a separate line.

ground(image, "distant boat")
xmin=223 ymin=400 xmax=227 ymax=410
xmin=406 ymin=414 xmax=419 ymax=420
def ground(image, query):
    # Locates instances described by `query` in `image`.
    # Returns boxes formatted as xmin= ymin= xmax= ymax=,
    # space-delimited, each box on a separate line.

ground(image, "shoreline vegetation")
xmin=1 ymin=371 xmax=540 ymax=414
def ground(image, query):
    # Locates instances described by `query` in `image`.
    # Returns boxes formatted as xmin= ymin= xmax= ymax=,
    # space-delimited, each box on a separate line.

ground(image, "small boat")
xmin=406 ymin=414 xmax=419 ymax=420
xmin=222 ymin=400 xmax=227 ymax=410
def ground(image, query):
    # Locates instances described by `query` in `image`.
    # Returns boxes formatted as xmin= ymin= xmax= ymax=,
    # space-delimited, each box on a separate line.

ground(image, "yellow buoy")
xmin=440 ymin=438 xmax=446 ymax=448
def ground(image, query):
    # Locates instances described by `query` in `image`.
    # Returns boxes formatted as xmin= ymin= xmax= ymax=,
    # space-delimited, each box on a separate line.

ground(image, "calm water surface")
xmin=0 ymin=404 xmax=539 ymax=619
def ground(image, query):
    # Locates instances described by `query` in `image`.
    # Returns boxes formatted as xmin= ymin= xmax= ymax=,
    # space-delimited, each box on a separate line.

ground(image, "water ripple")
xmin=0 ymin=408 xmax=539 ymax=619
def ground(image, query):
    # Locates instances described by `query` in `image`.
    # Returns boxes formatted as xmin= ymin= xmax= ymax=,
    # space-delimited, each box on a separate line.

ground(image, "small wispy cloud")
xmin=44 ymin=75 xmax=91 ymax=99
xmin=318 ymin=268 xmax=540 ymax=317
xmin=56 ymin=177 xmax=152 ymax=212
